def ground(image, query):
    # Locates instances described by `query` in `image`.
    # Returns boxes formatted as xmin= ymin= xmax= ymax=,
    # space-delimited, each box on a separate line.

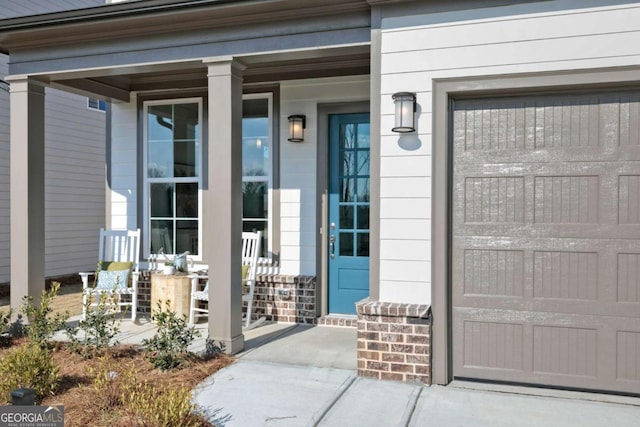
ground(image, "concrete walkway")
xmin=50 ymin=312 xmax=640 ymax=426
xmin=193 ymin=323 xmax=640 ymax=427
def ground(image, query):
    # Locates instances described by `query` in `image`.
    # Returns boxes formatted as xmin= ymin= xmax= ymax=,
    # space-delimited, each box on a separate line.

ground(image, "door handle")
xmin=329 ymin=235 xmax=335 ymax=259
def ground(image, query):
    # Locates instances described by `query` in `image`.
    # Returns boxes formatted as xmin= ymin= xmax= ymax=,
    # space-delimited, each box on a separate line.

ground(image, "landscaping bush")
xmin=65 ymin=292 xmax=122 ymax=358
xmin=0 ymin=308 xmax=9 ymax=332
xmin=0 ymin=343 xmax=59 ymax=403
xmin=141 ymin=301 xmax=201 ymax=370
xmin=0 ymin=308 xmax=11 ymax=344
xmin=21 ymin=282 xmax=69 ymax=349
xmin=203 ymin=337 xmax=225 ymax=359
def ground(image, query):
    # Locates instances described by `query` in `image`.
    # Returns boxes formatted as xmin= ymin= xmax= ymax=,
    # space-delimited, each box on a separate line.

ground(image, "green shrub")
xmin=203 ymin=337 xmax=225 ymax=359
xmin=0 ymin=309 xmax=22 ymax=346
xmin=21 ymin=282 xmax=69 ymax=349
xmin=0 ymin=308 xmax=10 ymax=331
xmin=0 ymin=343 xmax=59 ymax=403
xmin=65 ymin=292 xmax=121 ymax=358
xmin=141 ymin=301 xmax=200 ymax=370
xmin=0 ymin=308 xmax=11 ymax=343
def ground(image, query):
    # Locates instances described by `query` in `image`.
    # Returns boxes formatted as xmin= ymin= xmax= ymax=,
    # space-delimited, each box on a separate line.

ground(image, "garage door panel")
xmin=618 ymin=253 xmax=640 ymax=303
xmin=460 ymin=320 xmax=526 ymax=371
xmin=454 ymin=308 xmax=640 ymax=394
xmin=534 ymin=175 xmax=600 ymax=224
xmin=454 ymin=164 xmax=640 ymax=231
xmin=454 ymin=93 xmax=640 ymax=152
xmin=617 ymin=331 xmax=640 ymax=382
xmin=454 ymin=241 xmax=639 ymax=317
xmin=619 ymin=174 xmax=640 ymax=224
xmin=532 ymin=325 xmax=598 ymax=377
xmin=460 ymin=248 xmax=525 ymax=297
xmin=452 ymin=91 xmax=640 ymax=394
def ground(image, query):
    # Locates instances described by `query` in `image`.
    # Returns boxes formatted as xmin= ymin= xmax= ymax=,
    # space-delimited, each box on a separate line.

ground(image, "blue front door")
xmin=328 ymin=113 xmax=370 ymax=314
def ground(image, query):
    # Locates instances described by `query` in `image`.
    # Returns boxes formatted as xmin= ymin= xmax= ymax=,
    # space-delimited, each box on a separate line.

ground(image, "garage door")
xmin=452 ymin=91 xmax=640 ymax=394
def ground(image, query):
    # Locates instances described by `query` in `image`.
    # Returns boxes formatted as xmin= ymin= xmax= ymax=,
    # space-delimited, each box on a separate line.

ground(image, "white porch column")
xmin=8 ymin=76 xmax=46 ymax=313
xmin=203 ymin=58 xmax=245 ymax=354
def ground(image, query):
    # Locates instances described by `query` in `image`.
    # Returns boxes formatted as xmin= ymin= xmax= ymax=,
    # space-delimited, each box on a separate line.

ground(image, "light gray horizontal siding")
xmin=44 ymin=88 xmax=106 ymax=278
xmin=0 ymin=1 xmax=106 ymax=285
xmin=0 ymin=55 xmax=9 ymax=284
xmin=378 ymin=1 xmax=640 ymax=305
xmin=0 ymin=75 xmax=106 ymax=285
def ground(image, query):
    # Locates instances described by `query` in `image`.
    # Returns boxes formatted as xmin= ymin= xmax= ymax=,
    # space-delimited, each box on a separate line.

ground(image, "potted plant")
xmin=163 ymin=261 xmax=175 ymax=275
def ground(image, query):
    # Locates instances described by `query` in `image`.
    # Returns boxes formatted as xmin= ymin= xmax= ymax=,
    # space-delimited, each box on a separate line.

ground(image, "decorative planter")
xmin=162 ymin=265 xmax=175 ymax=275
xmin=150 ymin=273 xmax=192 ymax=319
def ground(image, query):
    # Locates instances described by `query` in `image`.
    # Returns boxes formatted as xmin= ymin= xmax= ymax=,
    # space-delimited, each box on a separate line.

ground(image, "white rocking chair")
xmin=189 ymin=231 xmax=264 ymax=328
xmin=80 ymin=228 xmax=141 ymax=321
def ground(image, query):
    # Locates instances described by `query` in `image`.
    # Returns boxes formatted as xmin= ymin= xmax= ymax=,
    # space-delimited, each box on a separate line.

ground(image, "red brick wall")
xmin=251 ymin=274 xmax=316 ymax=324
xmin=356 ymin=298 xmax=431 ymax=384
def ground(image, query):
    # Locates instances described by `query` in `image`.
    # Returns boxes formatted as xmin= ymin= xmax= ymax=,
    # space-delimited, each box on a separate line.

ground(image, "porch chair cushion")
xmin=95 ymin=269 xmax=131 ymax=291
xmin=99 ymin=261 xmax=134 ymax=286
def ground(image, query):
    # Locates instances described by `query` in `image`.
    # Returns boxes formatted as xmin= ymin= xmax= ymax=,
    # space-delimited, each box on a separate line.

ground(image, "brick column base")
xmin=356 ymin=298 xmax=431 ymax=384
xmin=252 ymin=274 xmax=316 ymax=324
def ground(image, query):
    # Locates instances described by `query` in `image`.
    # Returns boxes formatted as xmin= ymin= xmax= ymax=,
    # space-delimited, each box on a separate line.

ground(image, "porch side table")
xmin=150 ymin=273 xmax=193 ymax=319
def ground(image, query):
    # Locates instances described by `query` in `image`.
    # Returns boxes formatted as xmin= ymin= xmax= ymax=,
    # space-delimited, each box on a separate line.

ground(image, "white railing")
xmin=255 ymin=257 xmax=280 ymax=275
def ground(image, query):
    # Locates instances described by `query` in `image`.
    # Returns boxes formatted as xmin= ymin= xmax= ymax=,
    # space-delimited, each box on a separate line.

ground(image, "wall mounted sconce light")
xmin=391 ymin=92 xmax=416 ymax=133
xmin=288 ymin=114 xmax=306 ymax=142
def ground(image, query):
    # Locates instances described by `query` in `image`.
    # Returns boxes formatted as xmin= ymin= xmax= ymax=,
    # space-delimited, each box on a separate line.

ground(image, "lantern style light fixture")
xmin=288 ymin=114 xmax=306 ymax=142
xmin=391 ymin=92 xmax=416 ymax=133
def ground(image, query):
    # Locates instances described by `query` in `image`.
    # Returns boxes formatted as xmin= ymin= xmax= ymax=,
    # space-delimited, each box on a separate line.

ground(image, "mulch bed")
xmin=0 ymin=337 xmax=234 ymax=427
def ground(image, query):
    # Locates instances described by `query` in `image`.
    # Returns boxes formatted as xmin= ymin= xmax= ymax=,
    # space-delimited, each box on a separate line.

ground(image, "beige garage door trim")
xmin=432 ymin=68 xmax=640 ymax=390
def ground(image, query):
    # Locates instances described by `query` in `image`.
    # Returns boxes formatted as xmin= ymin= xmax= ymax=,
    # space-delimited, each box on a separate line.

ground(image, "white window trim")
xmin=142 ymin=97 xmax=203 ymax=261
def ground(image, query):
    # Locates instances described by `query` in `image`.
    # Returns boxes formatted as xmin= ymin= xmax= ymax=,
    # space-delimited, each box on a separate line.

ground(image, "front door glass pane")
xmin=338 ymin=121 xmax=370 ymax=258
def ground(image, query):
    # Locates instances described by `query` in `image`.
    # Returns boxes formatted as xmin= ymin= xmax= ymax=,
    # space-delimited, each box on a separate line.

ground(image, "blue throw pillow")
xmin=96 ymin=269 xmax=130 ymax=291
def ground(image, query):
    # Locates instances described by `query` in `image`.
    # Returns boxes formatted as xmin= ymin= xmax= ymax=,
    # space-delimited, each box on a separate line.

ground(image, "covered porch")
xmin=1 ymin=0 xmax=376 ymax=355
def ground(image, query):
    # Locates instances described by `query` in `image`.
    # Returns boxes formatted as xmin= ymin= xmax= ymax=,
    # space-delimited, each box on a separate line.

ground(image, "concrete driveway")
xmin=192 ymin=323 xmax=640 ymax=426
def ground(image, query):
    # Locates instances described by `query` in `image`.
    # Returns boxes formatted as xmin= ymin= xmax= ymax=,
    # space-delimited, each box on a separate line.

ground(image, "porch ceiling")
xmin=45 ymin=45 xmax=370 ymax=101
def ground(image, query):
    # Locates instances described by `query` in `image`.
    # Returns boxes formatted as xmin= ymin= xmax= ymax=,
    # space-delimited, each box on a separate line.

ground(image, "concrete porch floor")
xmin=52 ymin=312 xmax=358 ymax=371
